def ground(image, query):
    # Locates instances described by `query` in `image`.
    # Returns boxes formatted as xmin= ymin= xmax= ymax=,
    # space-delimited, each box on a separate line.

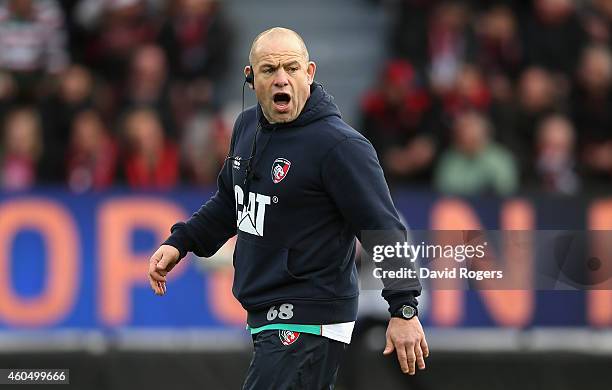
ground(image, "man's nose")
xmin=273 ymin=69 xmax=289 ymax=87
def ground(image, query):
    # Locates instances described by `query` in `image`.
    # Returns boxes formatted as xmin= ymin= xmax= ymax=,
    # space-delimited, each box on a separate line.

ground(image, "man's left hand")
xmin=383 ymin=316 xmax=429 ymax=375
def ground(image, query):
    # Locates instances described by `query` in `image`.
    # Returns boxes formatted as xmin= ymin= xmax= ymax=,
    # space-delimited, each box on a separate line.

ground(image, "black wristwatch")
xmin=391 ymin=304 xmax=418 ymax=320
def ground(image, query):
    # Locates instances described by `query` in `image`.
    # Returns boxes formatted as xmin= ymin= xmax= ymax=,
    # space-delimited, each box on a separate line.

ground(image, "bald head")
xmin=249 ymin=27 xmax=309 ymax=65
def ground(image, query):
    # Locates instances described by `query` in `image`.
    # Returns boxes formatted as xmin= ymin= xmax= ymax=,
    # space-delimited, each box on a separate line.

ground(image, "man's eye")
xmin=263 ymin=68 xmax=273 ymax=74
xmin=289 ymin=67 xmax=298 ymax=72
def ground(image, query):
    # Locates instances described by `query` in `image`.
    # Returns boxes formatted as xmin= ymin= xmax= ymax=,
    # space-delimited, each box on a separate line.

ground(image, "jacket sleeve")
xmin=321 ymin=136 xmax=422 ymax=314
xmin=162 ymin=121 xmax=239 ymax=259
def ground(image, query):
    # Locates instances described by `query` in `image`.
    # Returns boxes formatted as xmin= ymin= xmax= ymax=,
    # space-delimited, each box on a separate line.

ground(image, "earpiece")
xmin=245 ymin=65 xmax=254 ymax=88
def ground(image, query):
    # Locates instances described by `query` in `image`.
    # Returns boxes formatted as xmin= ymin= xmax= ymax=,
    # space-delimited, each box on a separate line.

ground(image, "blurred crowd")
xmin=365 ymin=0 xmax=612 ymax=195
xmin=0 ymin=0 xmax=233 ymax=192
xmin=0 ymin=0 xmax=610 ymax=196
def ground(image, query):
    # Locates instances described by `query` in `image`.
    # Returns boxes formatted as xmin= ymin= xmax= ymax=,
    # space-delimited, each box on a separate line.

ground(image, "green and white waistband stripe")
xmin=247 ymin=323 xmax=322 ymax=335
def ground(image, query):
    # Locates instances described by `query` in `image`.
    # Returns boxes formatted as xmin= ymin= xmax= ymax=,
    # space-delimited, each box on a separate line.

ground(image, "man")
xmin=148 ymin=27 xmax=428 ymax=389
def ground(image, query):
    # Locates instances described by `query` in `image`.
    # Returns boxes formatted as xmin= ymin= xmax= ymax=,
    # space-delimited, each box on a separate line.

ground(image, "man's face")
xmin=247 ymin=34 xmax=316 ymax=124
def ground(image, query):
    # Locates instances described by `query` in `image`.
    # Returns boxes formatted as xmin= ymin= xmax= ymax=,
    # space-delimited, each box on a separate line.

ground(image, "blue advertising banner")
xmin=0 ymin=188 xmax=610 ymax=330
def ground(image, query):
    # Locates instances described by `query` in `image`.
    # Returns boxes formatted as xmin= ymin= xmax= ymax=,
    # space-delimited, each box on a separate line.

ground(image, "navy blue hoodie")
xmin=164 ymin=83 xmax=421 ymax=328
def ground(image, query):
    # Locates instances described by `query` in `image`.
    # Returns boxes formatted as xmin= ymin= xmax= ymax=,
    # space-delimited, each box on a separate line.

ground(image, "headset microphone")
xmin=227 ymin=64 xmax=255 ymax=160
xmin=226 ymin=64 xmax=262 ymax=187
xmin=245 ymin=64 xmax=254 ymax=88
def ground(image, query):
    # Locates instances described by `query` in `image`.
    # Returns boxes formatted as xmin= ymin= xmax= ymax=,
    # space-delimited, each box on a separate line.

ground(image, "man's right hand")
xmin=148 ymin=245 xmax=180 ymax=296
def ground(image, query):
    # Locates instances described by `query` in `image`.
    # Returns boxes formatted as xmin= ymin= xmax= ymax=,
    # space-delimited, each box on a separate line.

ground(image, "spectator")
xmin=181 ymin=111 xmax=230 ymax=185
xmin=66 ymin=109 xmax=117 ymax=192
xmin=581 ymin=0 xmax=612 ymax=45
xmin=120 ymin=107 xmax=178 ymax=189
xmin=476 ymin=4 xmax=523 ymax=80
xmin=521 ymin=0 xmax=587 ymax=77
xmin=571 ymin=45 xmax=612 ymax=188
xmin=388 ymin=0 xmax=436 ymax=71
xmin=0 ymin=0 xmax=68 ymax=101
xmin=532 ymin=114 xmax=579 ymax=194
xmin=119 ymin=44 xmax=175 ymax=138
xmin=440 ymin=64 xmax=491 ymax=117
xmin=40 ymin=64 xmax=96 ymax=181
xmin=158 ymin=0 xmax=232 ymax=82
xmin=427 ymin=1 xmax=477 ymax=94
xmin=76 ymin=0 xmax=157 ymax=83
xmin=504 ymin=67 xmax=561 ymax=180
xmin=158 ymin=0 xmax=233 ymax=116
xmin=435 ymin=110 xmax=517 ymax=196
xmin=0 ymin=107 xmax=43 ymax=190
xmin=0 ymin=70 xmax=17 ymax=119
xmin=360 ymin=60 xmax=439 ymax=186
xmin=478 ymin=5 xmax=523 ymax=156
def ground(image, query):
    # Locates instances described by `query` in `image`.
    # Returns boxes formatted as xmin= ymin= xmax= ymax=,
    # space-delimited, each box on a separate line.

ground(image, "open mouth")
xmin=273 ymin=93 xmax=291 ymax=112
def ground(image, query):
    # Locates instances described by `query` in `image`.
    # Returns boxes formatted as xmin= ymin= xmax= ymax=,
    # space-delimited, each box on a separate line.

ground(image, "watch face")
xmin=401 ymin=305 xmax=416 ymax=319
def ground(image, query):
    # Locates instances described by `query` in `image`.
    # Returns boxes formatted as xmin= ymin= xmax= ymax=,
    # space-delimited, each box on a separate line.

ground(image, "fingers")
xmin=383 ymin=336 xmax=395 ymax=355
xmin=388 ymin=335 xmax=428 ymax=375
xmin=406 ymin=344 xmax=417 ymax=375
xmin=148 ymin=248 xmax=170 ymax=295
xmin=394 ymin=341 xmax=419 ymax=375
xmin=149 ymin=269 xmax=166 ymax=282
xmin=156 ymin=255 xmax=173 ymax=272
xmin=415 ymin=343 xmax=426 ymax=371
xmin=149 ymin=248 xmax=169 ymax=283
xmin=395 ymin=343 xmax=410 ymax=374
xmin=421 ymin=336 xmax=430 ymax=358
xmin=148 ymin=275 xmax=164 ymax=296
xmin=149 ymin=276 xmax=160 ymax=295
xmin=155 ymin=246 xmax=179 ymax=273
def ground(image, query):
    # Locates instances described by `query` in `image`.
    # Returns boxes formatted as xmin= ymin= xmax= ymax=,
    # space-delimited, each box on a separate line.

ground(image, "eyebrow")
xmin=259 ymin=60 xmax=301 ymax=70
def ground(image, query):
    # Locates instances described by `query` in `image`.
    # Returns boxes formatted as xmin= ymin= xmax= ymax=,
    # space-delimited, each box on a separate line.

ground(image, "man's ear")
xmin=244 ymin=65 xmax=254 ymax=89
xmin=307 ymin=61 xmax=317 ymax=84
